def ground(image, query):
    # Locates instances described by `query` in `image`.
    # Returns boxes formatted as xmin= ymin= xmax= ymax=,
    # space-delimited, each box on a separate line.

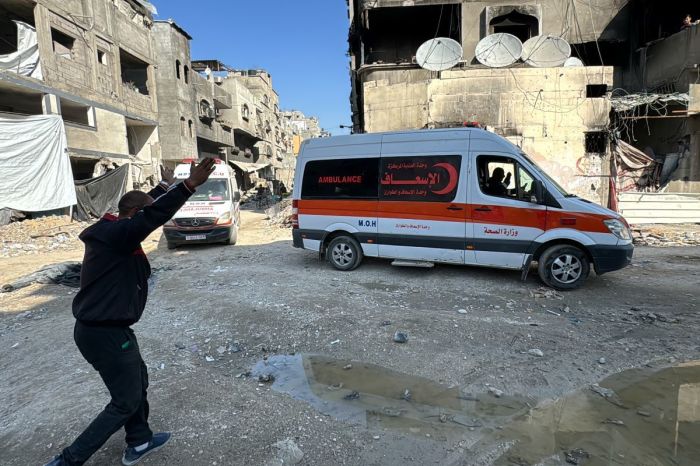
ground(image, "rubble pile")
xmin=0 ymin=216 xmax=91 ymax=258
xmin=632 ymin=224 xmax=700 ymax=247
xmin=266 ymin=199 xmax=294 ymax=228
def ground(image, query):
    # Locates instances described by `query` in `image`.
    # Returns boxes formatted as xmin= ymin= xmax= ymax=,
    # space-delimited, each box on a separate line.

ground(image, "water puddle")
xmin=252 ymin=355 xmax=532 ymax=440
xmin=253 ymin=356 xmax=700 ymax=464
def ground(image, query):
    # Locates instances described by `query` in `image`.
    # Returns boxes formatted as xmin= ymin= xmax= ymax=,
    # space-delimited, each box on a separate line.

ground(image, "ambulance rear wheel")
xmin=327 ymin=235 xmax=363 ymax=271
xmin=538 ymin=244 xmax=590 ymax=290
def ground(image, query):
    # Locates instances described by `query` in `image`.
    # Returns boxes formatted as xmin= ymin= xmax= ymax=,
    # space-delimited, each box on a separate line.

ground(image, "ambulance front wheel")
xmin=327 ymin=235 xmax=363 ymax=271
xmin=538 ymin=244 xmax=590 ymax=290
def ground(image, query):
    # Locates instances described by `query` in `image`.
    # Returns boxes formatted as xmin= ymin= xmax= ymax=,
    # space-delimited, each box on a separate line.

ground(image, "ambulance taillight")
xmin=292 ymin=200 xmax=299 ymax=229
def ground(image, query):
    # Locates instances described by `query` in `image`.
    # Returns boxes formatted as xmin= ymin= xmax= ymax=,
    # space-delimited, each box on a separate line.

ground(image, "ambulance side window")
xmin=301 ymin=158 xmax=379 ymax=199
xmin=477 ymin=156 xmax=537 ymax=203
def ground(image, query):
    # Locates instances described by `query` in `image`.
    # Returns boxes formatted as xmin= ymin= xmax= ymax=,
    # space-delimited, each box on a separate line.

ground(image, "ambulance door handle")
xmin=475 ymin=206 xmax=492 ymax=212
xmin=447 ymin=205 xmax=463 ymax=211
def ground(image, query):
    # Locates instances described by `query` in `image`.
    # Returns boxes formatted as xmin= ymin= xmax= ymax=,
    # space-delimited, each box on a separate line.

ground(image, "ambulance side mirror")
xmin=233 ymin=191 xmax=241 ymax=202
xmin=532 ymin=179 xmax=545 ymax=204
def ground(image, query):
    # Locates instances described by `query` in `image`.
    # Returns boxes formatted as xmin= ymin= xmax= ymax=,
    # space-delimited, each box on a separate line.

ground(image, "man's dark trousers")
xmin=61 ymin=321 xmax=153 ymax=465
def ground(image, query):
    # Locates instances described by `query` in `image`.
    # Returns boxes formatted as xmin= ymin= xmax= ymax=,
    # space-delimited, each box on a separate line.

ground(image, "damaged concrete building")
xmin=0 ymin=0 xmax=161 ymax=188
xmin=282 ymin=110 xmax=331 ymax=155
xmin=346 ymin=0 xmax=700 ymax=220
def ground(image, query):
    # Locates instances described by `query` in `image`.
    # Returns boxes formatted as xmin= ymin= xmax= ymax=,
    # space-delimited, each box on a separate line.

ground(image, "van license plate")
xmin=185 ymin=235 xmax=206 ymax=241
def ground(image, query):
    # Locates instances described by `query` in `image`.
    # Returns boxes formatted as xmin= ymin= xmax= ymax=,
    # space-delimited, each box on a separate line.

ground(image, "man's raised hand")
xmin=186 ymin=158 xmax=216 ymax=188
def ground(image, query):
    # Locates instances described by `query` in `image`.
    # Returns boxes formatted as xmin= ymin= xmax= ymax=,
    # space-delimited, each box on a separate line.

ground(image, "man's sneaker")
xmin=43 ymin=456 xmax=65 ymax=466
xmin=121 ymin=432 xmax=171 ymax=466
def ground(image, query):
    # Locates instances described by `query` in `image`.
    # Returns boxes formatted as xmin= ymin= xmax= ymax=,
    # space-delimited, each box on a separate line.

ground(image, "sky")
xmin=153 ymin=0 xmax=352 ymax=135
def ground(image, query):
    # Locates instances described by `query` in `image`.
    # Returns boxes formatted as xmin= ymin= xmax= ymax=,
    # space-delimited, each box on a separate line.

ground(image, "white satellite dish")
xmin=475 ymin=33 xmax=523 ymax=68
xmin=564 ymin=57 xmax=584 ymax=67
xmin=416 ymin=37 xmax=463 ymax=72
xmin=521 ymin=35 xmax=571 ymax=68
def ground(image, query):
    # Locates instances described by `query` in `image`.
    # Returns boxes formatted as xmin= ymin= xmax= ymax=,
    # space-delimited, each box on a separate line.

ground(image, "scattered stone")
xmin=380 ymin=320 xmax=391 ymax=326
xmin=343 ymin=364 xmax=353 ymax=370
xmin=565 ymin=448 xmax=590 ymax=465
xmin=393 ymin=331 xmax=408 ymax=343
xmin=258 ymin=374 xmax=275 ymax=384
xmin=562 ymin=306 xmax=571 ymax=313
xmin=235 ymin=371 xmax=251 ymax=379
xmin=11 ymin=342 xmax=19 ymax=349
xmin=205 ymin=356 xmax=215 ymax=362
xmin=589 ymin=384 xmax=626 ymax=408
xmin=402 ymin=389 xmax=412 ymax=402
xmin=216 ymin=346 xmax=226 ymax=354
xmin=598 ymin=357 xmax=607 ymax=365
xmin=267 ymin=438 xmax=304 ymax=466
xmin=330 ymin=339 xmax=340 ymax=345
xmin=327 ymin=383 xmax=344 ymax=391
xmin=637 ymin=410 xmax=652 ymax=417
xmin=372 ymin=435 xmax=380 ymax=440
xmin=603 ymin=418 xmax=625 ymax=426
xmin=528 ymin=349 xmax=544 ymax=357
xmin=457 ymin=309 xmax=468 ymax=314
xmin=344 ymin=390 xmax=360 ymax=400
xmin=175 ymin=342 xmax=186 ymax=350
xmin=230 ymin=344 xmax=242 ymax=353
xmin=487 ymin=387 xmax=504 ymax=398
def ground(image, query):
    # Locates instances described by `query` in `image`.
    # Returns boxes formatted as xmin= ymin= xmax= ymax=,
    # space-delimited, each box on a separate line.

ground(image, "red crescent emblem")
xmin=430 ymin=163 xmax=458 ymax=195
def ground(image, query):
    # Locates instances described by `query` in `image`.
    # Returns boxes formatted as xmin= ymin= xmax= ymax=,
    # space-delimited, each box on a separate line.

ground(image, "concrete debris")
xmin=457 ymin=309 xmax=468 ymax=314
xmin=267 ymin=438 xmax=304 ymax=466
xmin=343 ymin=364 xmax=353 ymax=370
xmin=603 ymin=418 xmax=625 ymax=426
xmin=258 ymin=374 xmax=275 ymax=384
xmin=632 ymin=224 xmax=700 ymax=247
xmin=635 ymin=312 xmax=679 ymax=324
xmin=529 ymin=287 xmax=564 ymax=300
xmin=528 ymin=349 xmax=544 ymax=357
xmin=598 ymin=357 xmax=607 ymax=364
xmin=266 ymin=200 xmax=293 ymax=228
xmin=0 ymin=216 xmax=91 ymax=258
xmin=344 ymin=390 xmax=360 ymax=400
xmin=565 ymin=448 xmax=590 ymax=465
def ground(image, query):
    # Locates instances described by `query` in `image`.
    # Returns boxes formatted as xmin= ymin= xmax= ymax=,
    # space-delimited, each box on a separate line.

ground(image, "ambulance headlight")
xmin=164 ymin=220 xmax=175 ymax=227
xmin=216 ymin=212 xmax=232 ymax=225
xmin=604 ymin=219 xmax=631 ymax=240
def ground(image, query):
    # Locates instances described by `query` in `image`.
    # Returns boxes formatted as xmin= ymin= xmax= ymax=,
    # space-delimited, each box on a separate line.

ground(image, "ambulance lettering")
xmin=358 ymin=219 xmax=377 ymax=228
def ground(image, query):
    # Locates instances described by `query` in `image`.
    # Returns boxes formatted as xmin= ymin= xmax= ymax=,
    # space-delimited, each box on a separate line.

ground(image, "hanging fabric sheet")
xmin=0 ymin=21 xmax=42 ymax=79
xmin=0 ymin=114 xmax=76 ymax=211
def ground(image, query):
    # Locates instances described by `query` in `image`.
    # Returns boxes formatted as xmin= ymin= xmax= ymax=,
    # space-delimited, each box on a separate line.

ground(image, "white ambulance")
xmin=291 ymin=128 xmax=633 ymax=290
xmin=163 ymin=159 xmax=241 ymax=249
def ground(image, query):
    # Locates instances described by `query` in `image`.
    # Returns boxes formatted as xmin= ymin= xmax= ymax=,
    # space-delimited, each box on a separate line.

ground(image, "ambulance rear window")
xmin=301 ymin=158 xmax=379 ymax=199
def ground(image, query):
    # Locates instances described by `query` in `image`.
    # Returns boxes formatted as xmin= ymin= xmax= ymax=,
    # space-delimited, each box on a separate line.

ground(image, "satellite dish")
xmin=521 ymin=35 xmax=571 ymax=67
xmin=564 ymin=57 xmax=584 ymax=67
xmin=475 ymin=33 xmax=523 ymax=68
xmin=416 ymin=38 xmax=463 ymax=72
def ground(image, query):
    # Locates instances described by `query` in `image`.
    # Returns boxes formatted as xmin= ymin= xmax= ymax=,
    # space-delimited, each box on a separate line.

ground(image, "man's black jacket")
xmin=72 ymin=182 xmax=194 ymax=326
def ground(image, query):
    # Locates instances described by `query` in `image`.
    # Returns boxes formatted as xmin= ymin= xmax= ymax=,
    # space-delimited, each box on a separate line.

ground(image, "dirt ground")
xmin=1 ymin=210 xmax=699 ymax=465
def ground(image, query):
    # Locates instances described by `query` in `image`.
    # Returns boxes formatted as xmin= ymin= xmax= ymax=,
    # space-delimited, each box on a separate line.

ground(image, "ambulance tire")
xmin=327 ymin=235 xmax=363 ymax=271
xmin=166 ymin=242 xmax=177 ymax=250
xmin=226 ymin=226 xmax=238 ymax=246
xmin=538 ymin=244 xmax=590 ymax=291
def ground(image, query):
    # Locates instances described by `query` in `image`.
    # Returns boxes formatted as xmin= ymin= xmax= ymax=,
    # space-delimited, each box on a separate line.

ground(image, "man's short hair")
xmin=118 ymin=191 xmax=153 ymax=215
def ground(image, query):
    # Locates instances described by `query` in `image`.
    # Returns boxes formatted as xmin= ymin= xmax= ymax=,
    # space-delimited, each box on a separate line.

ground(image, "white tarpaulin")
xmin=0 ymin=114 xmax=76 ymax=211
xmin=0 ymin=21 xmax=43 ymax=79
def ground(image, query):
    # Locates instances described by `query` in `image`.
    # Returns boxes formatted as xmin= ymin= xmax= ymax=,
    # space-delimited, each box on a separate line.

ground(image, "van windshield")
xmin=179 ymin=178 xmax=230 ymax=201
xmin=519 ymin=153 xmax=570 ymax=197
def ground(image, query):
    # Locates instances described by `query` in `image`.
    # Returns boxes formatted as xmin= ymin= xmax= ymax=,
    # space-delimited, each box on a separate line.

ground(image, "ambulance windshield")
xmin=519 ymin=153 xmax=569 ymax=197
xmin=183 ymin=179 xmax=230 ymax=201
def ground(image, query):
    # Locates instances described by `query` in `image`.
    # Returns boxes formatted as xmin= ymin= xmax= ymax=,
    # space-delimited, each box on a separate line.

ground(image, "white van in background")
xmin=163 ymin=159 xmax=241 ymax=249
xmin=291 ymin=128 xmax=634 ymax=290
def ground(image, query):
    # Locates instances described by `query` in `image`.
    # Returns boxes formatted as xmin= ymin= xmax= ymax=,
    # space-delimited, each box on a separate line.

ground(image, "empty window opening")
xmin=184 ymin=65 xmax=189 ymax=84
xmin=489 ymin=10 xmax=538 ymax=43
xmin=364 ymin=4 xmax=461 ymax=64
xmin=120 ymin=49 xmax=150 ymax=95
xmin=52 ymin=28 xmax=75 ymax=60
xmin=180 ymin=116 xmax=186 ymax=136
xmin=0 ymin=18 xmax=18 ymax=54
xmin=0 ymin=88 xmax=43 ymax=115
xmin=70 ymin=158 xmax=98 ymax=180
xmin=97 ymin=49 xmax=108 ymax=65
xmin=176 ymin=59 xmax=181 ymax=79
xmin=570 ymin=41 xmax=629 ymax=67
xmin=585 ymin=131 xmax=608 ymax=154
xmin=242 ymin=104 xmax=250 ymax=120
xmin=60 ymin=97 xmax=94 ymax=127
xmin=188 ymin=119 xmax=193 ymax=138
xmin=586 ymin=84 xmax=608 ymax=98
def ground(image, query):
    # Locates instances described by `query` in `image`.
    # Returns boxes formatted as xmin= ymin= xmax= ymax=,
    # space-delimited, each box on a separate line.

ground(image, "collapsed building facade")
xmin=347 ymin=0 xmax=700 ymax=221
xmin=0 ymin=0 xmax=160 ymax=188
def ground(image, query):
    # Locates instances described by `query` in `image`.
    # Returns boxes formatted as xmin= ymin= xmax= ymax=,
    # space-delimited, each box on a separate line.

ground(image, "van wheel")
xmin=538 ymin=245 xmax=590 ymax=290
xmin=327 ymin=236 xmax=363 ymax=271
xmin=226 ymin=227 xmax=238 ymax=246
